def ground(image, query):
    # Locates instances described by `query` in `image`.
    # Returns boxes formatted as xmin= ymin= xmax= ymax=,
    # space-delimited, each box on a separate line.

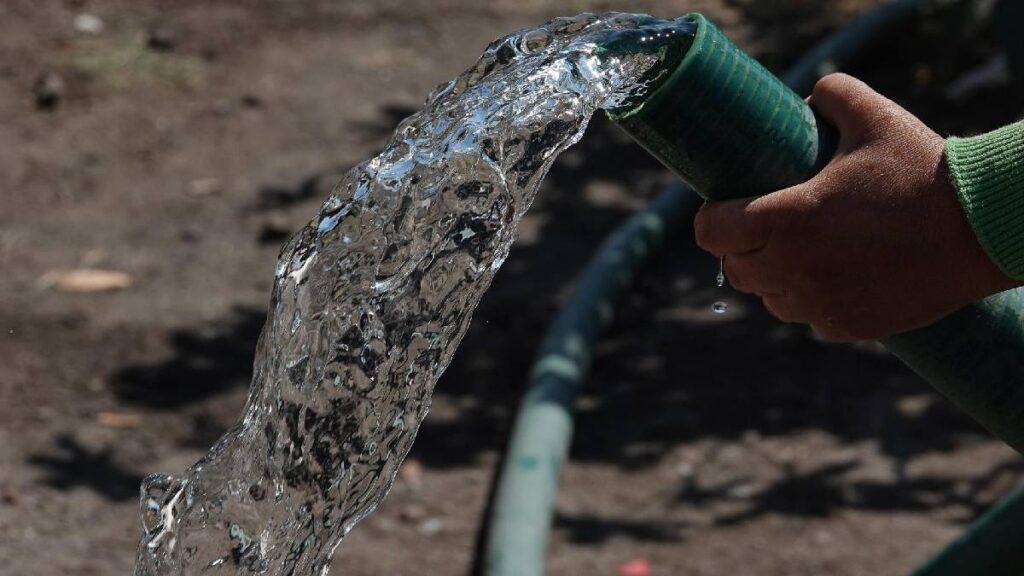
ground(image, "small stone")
xmin=259 ymin=214 xmax=293 ymax=243
xmin=399 ymin=504 xmax=426 ymax=523
xmin=675 ymin=462 xmax=694 ymax=479
xmin=73 ymin=13 xmax=105 ymax=35
xmin=179 ymin=226 xmax=202 ymax=243
xmin=1 ymin=483 xmax=17 ymax=505
xmin=147 ymin=26 xmax=177 ymax=52
xmin=33 ymin=72 xmax=65 ymax=111
xmin=417 ymin=517 xmax=442 ymax=535
xmin=240 ymin=93 xmax=263 ymax=108
xmin=727 ymin=482 xmax=757 ymax=499
xmin=187 ymin=177 xmax=222 ymax=197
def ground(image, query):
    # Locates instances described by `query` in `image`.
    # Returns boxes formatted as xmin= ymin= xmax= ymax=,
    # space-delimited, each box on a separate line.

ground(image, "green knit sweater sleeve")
xmin=947 ymin=121 xmax=1024 ymax=279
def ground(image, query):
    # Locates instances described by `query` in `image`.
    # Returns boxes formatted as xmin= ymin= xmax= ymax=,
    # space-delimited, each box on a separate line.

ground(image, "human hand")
xmin=694 ymin=73 xmax=1019 ymax=342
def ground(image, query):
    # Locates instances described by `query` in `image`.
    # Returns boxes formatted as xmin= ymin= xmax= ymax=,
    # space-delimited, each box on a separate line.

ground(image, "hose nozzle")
xmin=608 ymin=13 xmax=837 ymax=200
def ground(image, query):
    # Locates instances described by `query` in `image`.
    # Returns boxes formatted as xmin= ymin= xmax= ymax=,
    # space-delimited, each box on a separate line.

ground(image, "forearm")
xmin=947 ymin=121 xmax=1024 ymax=279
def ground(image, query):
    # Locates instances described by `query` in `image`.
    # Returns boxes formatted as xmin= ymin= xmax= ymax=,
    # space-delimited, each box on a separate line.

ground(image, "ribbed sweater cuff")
xmin=947 ymin=121 xmax=1024 ymax=279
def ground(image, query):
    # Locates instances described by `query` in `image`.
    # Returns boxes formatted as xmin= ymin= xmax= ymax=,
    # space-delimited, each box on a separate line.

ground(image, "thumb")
xmin=809 ymin=73 xmax=888 ymax=149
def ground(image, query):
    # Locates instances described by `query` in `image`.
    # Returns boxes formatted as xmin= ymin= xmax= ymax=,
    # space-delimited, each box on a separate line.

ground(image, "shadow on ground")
xmin=34 ymin=3 xmax=1024 ymax=532
xmin=28 ymin=435 xmax=144 ymax=501
xmin=95 ymin=113 xmax=1020 ymax=522
xmin=111 ymin=307 xmax=266 ymax=408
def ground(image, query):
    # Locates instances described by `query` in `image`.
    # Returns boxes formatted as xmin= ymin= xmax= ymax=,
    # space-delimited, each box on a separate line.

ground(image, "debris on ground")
xmin=146 ymin=26 xmax=177 ymax=52
xmin=96 ymin=412 xmax=143 ymax=429
xmin=73 ymin=13 xmax=105 ymax=35
xmin=618 ymin=558 xmax=652 ymax=576
xmin=40 ymin=269 xmax=133 ymax=292
xmin=33 ymin=72 xmax=66 ymax=111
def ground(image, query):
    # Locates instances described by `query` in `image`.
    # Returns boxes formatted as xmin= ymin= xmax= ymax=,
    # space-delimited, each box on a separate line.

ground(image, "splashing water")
xmin=133 ymin=13 xmax=696 ymax=576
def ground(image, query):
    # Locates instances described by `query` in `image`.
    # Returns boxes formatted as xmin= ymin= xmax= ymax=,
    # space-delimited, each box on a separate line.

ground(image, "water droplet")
xmin=712 ymin=256 xmax=728 ymax=314
xmin=520 ymin=29 xmax=552 ymax=53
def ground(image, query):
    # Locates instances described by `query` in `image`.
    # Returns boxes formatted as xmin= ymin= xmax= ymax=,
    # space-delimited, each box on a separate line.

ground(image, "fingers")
xmin=724 ymin=252 xmax=786 ymax=296
xmin=694 ymin=196 xmax=777 ymax=257
xmin=763 ymin=294 xmax=858 ymax=343
xmin=762 ymin=294 xmax=805 ymax=324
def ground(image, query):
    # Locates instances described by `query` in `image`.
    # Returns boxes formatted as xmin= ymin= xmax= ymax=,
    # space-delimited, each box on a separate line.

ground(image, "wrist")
xmin=946 ymin=122 xmax=1024 ymax=280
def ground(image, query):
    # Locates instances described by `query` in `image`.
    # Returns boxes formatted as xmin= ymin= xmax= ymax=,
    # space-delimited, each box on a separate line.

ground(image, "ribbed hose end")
xmin=609 ymin=12 xmax=837 ymax=200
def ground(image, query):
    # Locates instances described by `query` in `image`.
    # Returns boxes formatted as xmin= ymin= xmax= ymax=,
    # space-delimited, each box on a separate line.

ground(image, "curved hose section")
xmin=483 ymin=1 xmax=1024 ymax=575
xmin=483 ymin=184 xmax=700 ymax=575
xmin=781 ymin=0 xmax=923 ymax=94
xmin=909 ymin=481 xmax=1024 ymax=576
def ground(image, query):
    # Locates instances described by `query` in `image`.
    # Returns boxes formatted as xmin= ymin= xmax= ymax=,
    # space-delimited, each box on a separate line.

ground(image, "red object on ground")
xmin=618 ymin=558 xmax=652 ymax=576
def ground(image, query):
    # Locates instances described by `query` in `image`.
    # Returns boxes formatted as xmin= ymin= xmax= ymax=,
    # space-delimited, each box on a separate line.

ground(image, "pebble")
xmin=240 ymin=93 xmax=264 ymax=108
xmin=259 ymin=214 xmax=293 ymax=243
xmin=33 ymin=72 xmax=65 ymax=111
xmin=147 ymin=26 xmax=177 ymax=52
xmin=1 ymin=483 xmax=17 ymax=505
xmin=187 ymin=177 xmax=223 ymax=198
xmin=417 ymin=517 xmax=442 ymax=535
xmin=675 ymin=461 xmax=694 ymax=479
xmin=399 ymin=504 xmax=425 ymax=523
xmin=73 ymin=13 xmax=105 ymax=35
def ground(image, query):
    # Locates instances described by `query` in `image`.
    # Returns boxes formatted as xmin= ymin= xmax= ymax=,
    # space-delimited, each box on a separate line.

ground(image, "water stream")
xmin=133 ymin=13 xmax=696 ymax=575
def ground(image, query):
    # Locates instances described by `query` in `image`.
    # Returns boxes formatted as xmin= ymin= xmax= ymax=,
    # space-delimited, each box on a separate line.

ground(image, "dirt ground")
xmin=1 ymin=1 xmax=1022 ymax=574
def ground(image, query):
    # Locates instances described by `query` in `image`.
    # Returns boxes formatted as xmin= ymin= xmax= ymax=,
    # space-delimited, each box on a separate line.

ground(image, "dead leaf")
xmin=42 ymin=269 xmax=133 ymax=292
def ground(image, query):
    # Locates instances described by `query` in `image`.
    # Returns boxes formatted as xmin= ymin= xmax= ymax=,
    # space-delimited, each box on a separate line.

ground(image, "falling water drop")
xmin=712 ymin=255 xmax=728 ymax=314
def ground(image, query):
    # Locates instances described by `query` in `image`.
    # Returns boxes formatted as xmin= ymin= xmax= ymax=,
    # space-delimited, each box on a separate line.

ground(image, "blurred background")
xmin=1 ymin=0 xmax=1022 ymax=574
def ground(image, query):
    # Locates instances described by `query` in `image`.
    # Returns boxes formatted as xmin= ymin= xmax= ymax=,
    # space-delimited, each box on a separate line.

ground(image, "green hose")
xmin=781 ymin=0 xmax=923 ymax=94
xmin=484 ymin=2 xmax=1024 ymax=574
xmin=609 ymin=13 xmax=837 ymax=200
xmin=483 ymin=184 xmax=700 ymax=575
xmin=908 ymin=481 xmax=1024 ymax=576
xmin=614 ymin=6 xmax=1024 ymax=575
xmin=613 ymin=8 xmax=1024 ymax=456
